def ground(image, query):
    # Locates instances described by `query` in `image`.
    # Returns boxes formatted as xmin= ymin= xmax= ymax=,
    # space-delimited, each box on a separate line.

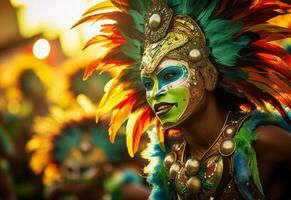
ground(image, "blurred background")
xmin=0 ymin=0 xmax=149 ymax=199
xmin=0 ymin=0 xmax=290 ymax=199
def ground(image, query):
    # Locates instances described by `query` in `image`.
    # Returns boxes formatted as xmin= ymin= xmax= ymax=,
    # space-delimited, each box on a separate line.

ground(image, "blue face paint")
xmin=156 ymin=66 xmax=184 ymax=88
xmin=141 ymin=76 xmax=154 ymax=91
xmin=141 ymin=65 xmax=186 ymax=92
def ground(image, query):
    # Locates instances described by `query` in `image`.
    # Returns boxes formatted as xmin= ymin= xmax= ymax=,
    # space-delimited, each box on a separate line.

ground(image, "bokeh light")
xmin=32 ymin=38 xmax=50 ymax=59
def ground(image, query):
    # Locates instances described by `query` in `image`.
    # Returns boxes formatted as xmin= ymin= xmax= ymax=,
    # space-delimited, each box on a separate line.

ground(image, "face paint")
xmin=60 ymin=134 xmax=107 ymax=182
xmin=141 ymin=59 xmax=206 ymax=129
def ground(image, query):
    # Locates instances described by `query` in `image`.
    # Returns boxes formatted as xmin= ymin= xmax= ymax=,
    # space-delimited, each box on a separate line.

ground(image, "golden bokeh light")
xmin=33 ymin=38 xmax=51 ymax=59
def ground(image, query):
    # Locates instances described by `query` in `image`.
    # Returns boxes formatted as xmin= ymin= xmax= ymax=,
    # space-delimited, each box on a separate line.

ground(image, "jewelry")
xmin=163 ymin=111 xmax=247 ymax=198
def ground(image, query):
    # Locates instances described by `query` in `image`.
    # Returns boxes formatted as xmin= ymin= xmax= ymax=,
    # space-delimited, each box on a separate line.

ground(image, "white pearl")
xmin=189 ymin=49 xmax=202 ymax=62
xmin=149 ymin=13 xmax=161 ymax=30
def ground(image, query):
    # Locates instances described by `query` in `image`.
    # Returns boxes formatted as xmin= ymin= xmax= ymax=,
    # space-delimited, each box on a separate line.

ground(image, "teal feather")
xmin=143 ymin=128 xmax=175 ymax=200
xmin=53 ymin=125 xmax=81 ymax=164
xmin=129 ymin=9 xmax=144 ymax=33
xmin=166 ymin=0 xmax=208 ymax=17
xmin=165 ymin=0 xmax=249 ymax=67
xmin=91 ymin=125 xmax=127 ymax=163
xmin=120 ymin=36 xmax=142 ymax=62
xmin=53 ymin=120 xmax=128 ymax=164
xmin=197 ymin=0 xmax=220 ymax=25
xmin=202 ymin=19 xmax=245 ymax=66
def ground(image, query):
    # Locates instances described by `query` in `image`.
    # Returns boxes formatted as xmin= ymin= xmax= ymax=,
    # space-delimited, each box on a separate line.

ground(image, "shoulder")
xmin=254 ymin=125 xmax=291 ymax=163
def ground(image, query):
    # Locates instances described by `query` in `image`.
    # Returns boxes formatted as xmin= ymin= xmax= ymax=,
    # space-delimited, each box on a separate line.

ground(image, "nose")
xmin=153 ymin=89 xmax=166 ymax=98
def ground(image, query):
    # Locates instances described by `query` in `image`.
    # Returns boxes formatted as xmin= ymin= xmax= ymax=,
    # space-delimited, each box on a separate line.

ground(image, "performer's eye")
xmin=144 ymin=82 xmax=152 ymax=89
xmin=164 ymin=72 xmax=177 ymax=80
xmin=141 ymin=76 xmax=153 ymax=90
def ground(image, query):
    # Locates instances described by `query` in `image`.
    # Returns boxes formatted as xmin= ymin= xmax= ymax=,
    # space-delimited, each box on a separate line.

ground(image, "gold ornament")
xmin=224 ymin=126 xmax=236 ymax=137
xmin=149 ymin=13 xmax=161 ymax=30
xmin=185 ymin=158 xmax=200 ymax=175
xmin=219 ymin=138 xmax=236 ymax=156
xmin=144 ymin=0 xmax=173 ymax=43
xmin=189 ymin=49 xmax=202 ymax=62
xmin=187 ymin=176 xmax=202 ymax=194
xmin=163 ymin=152 xmax=177 ymax=169
xmin=142 ymin=10 xmax=207 ymax=74
xmin=172 ymin=142 xmax=184 ymax=152
xmin=169 ymin=161 xmax=182 ymax=179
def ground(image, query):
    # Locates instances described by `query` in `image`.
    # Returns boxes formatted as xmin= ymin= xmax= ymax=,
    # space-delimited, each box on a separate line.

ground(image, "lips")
xmin=154 ymin=102 xmax=177 ymax=117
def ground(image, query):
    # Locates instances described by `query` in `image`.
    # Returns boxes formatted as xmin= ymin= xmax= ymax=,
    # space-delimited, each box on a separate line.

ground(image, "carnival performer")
xmin=74 ymin=0 xmax=291 ymax=199
xmin=26 ymin=96 xmax=149 ymax=200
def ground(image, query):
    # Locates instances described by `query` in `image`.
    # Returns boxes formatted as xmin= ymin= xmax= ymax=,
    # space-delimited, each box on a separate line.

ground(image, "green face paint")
xmin=141 ymin=62 xmax=193 ymax=127
xmin=147 ymin=87 xmax=190 ymax=125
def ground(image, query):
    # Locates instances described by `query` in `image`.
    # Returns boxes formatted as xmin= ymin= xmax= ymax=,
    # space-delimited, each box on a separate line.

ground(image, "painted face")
xmin=141 ymin=59 xmax=205 ymax=129
xmin=60 ymin=135 xmax=108 ymax=182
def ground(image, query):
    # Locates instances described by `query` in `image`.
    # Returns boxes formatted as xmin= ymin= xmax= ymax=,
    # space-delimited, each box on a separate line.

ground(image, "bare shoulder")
xmin=254 ymin=125 xmax=291 ymax=163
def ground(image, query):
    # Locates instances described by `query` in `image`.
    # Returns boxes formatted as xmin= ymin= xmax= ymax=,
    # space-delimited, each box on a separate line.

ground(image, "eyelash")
xmin=164 ymin=72 xmax=177 ymax=80
xmin=144 ymin=82 xmax=152 ymax=89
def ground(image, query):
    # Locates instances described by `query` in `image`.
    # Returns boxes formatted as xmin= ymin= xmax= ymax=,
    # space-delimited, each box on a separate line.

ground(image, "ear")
xmin=200 ymin=61 xmax=217 ymax=91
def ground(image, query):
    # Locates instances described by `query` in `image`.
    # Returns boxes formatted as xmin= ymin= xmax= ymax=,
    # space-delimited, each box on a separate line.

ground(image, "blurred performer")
xmin=0 ymin=123 xmax=17 ymax=200
xmin=57 ymin=56 xmax=110 ymax=108
xmin=74 ymin=0 xmax=291 ymax=199
xmin=0 ymin=54 xmax=57 ymax=117
xmin=0 ymin=55 xmax=57 ymax=199
xmin=27 ymin=96 xmax=149 ymax=200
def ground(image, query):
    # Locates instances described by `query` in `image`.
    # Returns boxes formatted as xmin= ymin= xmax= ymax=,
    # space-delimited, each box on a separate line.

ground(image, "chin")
xmin=162 ymin=121 xmax=178 ymax=130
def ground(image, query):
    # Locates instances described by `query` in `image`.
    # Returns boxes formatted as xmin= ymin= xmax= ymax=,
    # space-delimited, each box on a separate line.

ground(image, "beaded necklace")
xmin=163 ymin=111 xmax=249 ymax=199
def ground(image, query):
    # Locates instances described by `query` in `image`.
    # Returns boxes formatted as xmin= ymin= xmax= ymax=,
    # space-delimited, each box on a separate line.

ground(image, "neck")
xmin=180 ymin=92 xmax=228 ymax=156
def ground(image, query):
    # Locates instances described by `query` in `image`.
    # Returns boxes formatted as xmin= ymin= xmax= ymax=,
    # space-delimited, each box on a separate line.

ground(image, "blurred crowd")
xmin=0 ymin=1 xmax=149 ymax=199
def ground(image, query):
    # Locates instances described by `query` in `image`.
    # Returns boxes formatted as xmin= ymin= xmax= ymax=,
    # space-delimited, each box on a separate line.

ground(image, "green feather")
xmin=197 ymin=0 xmax=219 ymax=25
xmin=235 ymin=120 xmax=263 ymax=194
xmin=121 ymin=36 xmax=142 ymax=62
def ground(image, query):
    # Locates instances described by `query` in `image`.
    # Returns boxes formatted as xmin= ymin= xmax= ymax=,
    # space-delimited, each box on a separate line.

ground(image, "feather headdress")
xmin=26 ymin=95 xmax=127 ymax=185
xmin=73 ymin=0 xmax=291 ymax=157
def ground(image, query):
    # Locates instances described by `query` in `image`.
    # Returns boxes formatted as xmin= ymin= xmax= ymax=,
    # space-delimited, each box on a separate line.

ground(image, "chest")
xmin=163 ymin=112 xmax=249 ymax=199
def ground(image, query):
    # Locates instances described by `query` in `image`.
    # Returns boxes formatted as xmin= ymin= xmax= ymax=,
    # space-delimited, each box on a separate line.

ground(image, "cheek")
xmin=188 ymin=72 xmax=205 ymax=98
xmin=146 ymin=95 xmax=155 ymax=109
xmin=185 ymin=73 xmax=206 ymax=112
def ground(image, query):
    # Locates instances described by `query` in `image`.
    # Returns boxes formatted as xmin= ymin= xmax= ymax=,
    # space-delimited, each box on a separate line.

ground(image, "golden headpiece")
xmin=141 ymin=0 xmax=209 ymax=74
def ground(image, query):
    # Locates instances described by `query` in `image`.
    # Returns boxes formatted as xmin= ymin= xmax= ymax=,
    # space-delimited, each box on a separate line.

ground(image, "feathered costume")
xmin=74 ymin=0 xmax=291 ymax=199
xmin=26 ymin=96 xmax=142 ymax=199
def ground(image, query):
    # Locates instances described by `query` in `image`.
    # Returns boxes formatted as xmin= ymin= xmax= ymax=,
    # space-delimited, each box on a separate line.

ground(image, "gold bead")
xmin=219 ymin=138 xmax=236 ymax=156
xmin=172 ymin=142 xmax=184 ymax=152
xmin=188 ymin=49 xmax=202 ymax=62
xmin=149 ymin=13 xmax=161 ymax=30
xmin=169 ymin=161 xmax=182 ymax=179
xmin=224 ymin=126 xmax=235 ymax=137
xmin=186 ymin=176 xmax=202 ymax=194
xmin=79 ymin=141 xmax=92 ymax=153
xmin=163 ymin=152 xmax=177 ymax=170
xmin=185 ymin=158 xmax=200 ymax=175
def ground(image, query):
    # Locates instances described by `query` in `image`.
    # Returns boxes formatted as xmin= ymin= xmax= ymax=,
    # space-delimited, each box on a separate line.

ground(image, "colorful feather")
xmin=74 ymin=0 xmax=291 ymax=156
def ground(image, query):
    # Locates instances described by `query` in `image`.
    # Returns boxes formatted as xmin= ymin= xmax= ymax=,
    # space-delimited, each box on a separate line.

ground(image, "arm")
xmin=122 ymin=184 xmax=150 ymax=200
xmin=254 ymin=125 xmax=291 ymax=199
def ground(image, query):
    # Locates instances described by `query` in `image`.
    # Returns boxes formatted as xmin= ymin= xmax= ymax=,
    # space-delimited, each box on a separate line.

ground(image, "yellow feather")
xmin=43 ymin=164 xmax=61 ymax=186
xmin=96 ymin=79 xmax=131 ymax=122
xmin=126 ymin=110 xmax=143 ymax=157
xmin=109 ymin=102 xmax=134 ymax=143
xmin=30 ymin=150 xmax=49 ymax=174
xmin=156 ymin=120 xmax=165 ymax=151
xmin=82 ymin=1 xmax=116 ymax=16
